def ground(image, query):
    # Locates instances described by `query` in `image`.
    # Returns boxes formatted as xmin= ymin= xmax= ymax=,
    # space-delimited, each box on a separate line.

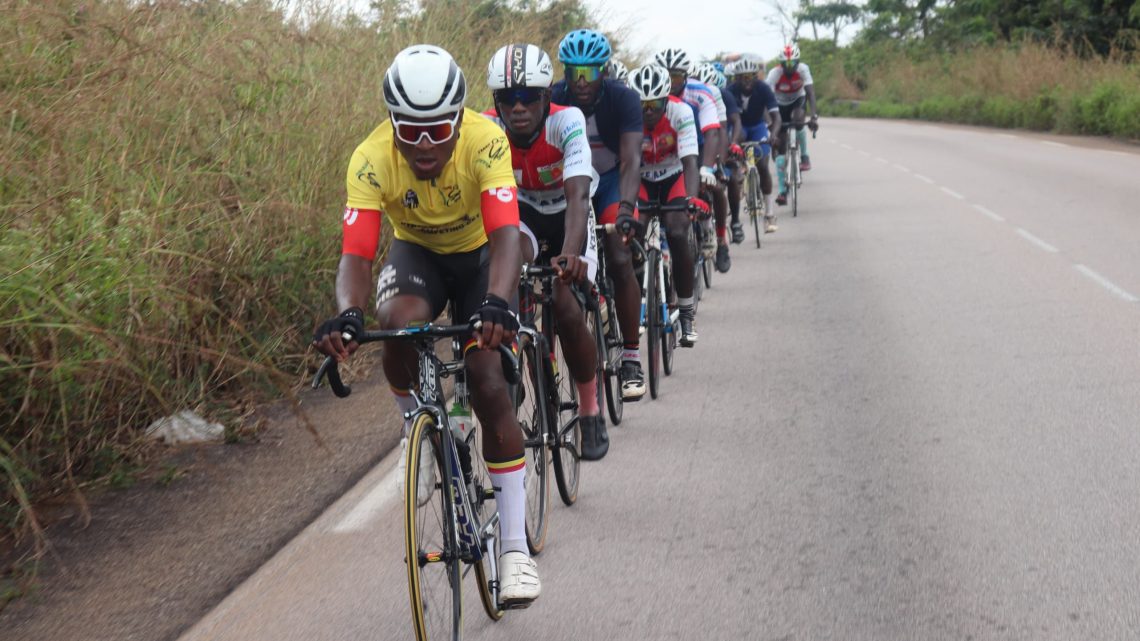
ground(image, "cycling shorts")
xmin=777 ymin=95 xmax=808 ymax=129
xmin=592 ymin=167 xmax=624 ymax=225
xmin=377 ymin=239 xmax=505 ymax=335
xmin=519 ymin=203 xmax=599 ymax=282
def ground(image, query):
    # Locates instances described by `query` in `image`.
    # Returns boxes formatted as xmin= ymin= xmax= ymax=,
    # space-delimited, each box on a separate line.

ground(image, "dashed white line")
xmin=331 ymin=466 xmax=400 ymax=533
xmin=1015 ymin=228 xmax=1059 ymax=254
xmin=858 ymin=150 xmax=872 ymax=157
xmin=914 ymin=173 xmax=935 ymax=184
xmin=972 ymin=204 xmax=1005 ymax=222
xmin=840 ymin=143 xmax=853 ymax=150
xmin=893 ymin=164 xmax=911 ymax=173
xmin=1074 ymin=265 xmax=1139 ymax=303
xmin=1041 ymin=140 xmax=1068 ymax=148
xmin=875 ymin=157 xmax=888 ymax=164
xmin=940 ymin=187 xmax=965 ymax=200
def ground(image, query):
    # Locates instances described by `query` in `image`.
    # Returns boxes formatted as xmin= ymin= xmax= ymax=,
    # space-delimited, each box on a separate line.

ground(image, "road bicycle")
xmin=592 ymin=223 xmax=626 ymax=426
xmin=782 ymin=122 xmax=817 ymax=218
xmin=313 ymin=323 xmax=521 ymax=640
xmin=741 ymin=141 xmax=766 ymax=248
xmin=515 ymin=262 xmax=585 ymax=555
xmin=634 ymin=200 xmax=691 ymax=399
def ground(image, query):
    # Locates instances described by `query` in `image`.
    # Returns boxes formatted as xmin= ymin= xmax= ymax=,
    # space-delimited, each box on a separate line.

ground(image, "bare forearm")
xmin=561 ymin=177 xmax=590 ymax=256
xmin=682 ymin=156 xmax=699 ymax=198
xmin=336 ymin=254 xmax=374 ymax=313
xmin=486 ymin=227 xmax=521 ymax=301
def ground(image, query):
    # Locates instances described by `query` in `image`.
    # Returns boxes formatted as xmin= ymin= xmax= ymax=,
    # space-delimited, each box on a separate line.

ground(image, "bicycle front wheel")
xmin=463 ymin=419 xmax=504 ymax=622
xmin=599 ymin=280 xmax=624 ymax=425
xmin=646 ymin=249 xmax=661 ymax=400
xmin=404 ymin=413 xmax=461 ymax=641
xmin=790 ymin=147 xmax=799 ymax=218
xmin=551 ymin=336 xmax=581 ymax=506
xmin=513 ymin=333 xmax=549 ymax=555
xmin=661 ymin=259 xmax=676 ymax=377
xmin=747 ymin=166 xmax=762 ymax=248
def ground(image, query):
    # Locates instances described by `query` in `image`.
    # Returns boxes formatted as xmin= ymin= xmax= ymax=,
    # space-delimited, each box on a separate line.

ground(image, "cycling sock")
xmin=765 ymin=192 xmax=773 ymax=215
xmin=622 ymin=343 xmax=640 ymax=364
xmin=775 ymin=155 xmax=787 ymax=193
xmin=487 ymin=457 xmax=527 ymax=555
xmin=678 ymin=297 xmax=695 ymax=319
xmin=797 ymin=128 xmax=808 ymax=156
xmin=717 ymin=224 xmax=727 ymax=242
xmin=577 ymin=378 xmax=599 ymax=415
xmin=391 ymin=386 xmax=417 ymax=431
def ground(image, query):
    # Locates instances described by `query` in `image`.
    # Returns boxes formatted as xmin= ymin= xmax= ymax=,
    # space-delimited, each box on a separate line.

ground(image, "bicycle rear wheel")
xmin=404 ymin=413 xmax=461 ymax=641
xmin=646 ymin=249 xmax=661 ymax=400
xmin=551 ymin=336 xmax=581 ymax=506
xmin=747 ymin=166 xmax=762 ymax=248
xmin=661 ymin=259 xmax=676 ymax=377
xmin=513 ymin=333 xmax=549 ymax=555
xmin=598 ymin=281 xmax=624 ymax=425
xmin=790 ymin=146 xmax=799 ymax=218
xmin=689 ymin=222 xmax=703 ymax=306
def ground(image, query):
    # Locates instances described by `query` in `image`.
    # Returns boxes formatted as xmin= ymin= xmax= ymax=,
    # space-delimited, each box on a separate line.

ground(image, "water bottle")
xmin=449 ymin=375 xmax=474 ymax=443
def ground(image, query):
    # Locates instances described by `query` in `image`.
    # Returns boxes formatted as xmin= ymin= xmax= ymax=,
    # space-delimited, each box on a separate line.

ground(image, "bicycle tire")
xmin=404 ymin=412 xmax=461 ymax=641
xmin=550 ymin=336 xmax=581 ymax=506
xmin=584 ymin=295 xmax=607 ymax=425
xmin=689 ymin=222 xmax=703 ymax=306
xmin=463 ymin=415 xmax=504 ymax=623
xmin=513 ymin=333 xmax=549 ymax=555
xmin=599 ymin=285 xmax=624 ymax=425
xmin=661 ymin=256 xmax=675 ymax=377
xmin=747 ymin=165 xmax=762 ymax=248
xmin=646 ymin=249 xmax=661 ymax=400
xmin=790 ymin=144 xmax=799 ymax=218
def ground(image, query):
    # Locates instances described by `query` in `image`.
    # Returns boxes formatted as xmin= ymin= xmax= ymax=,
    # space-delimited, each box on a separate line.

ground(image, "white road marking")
xmin=859 ymin=150 xmax=872 ymax=157
xmin=331 ymin=466 xmax=400 ymax=533
xmin=827 ymin=138 xmax=838 ymax=144
xmin=875 ymin=157 xmax=888 ymax=164
xmin=1074 ymin=265 xmax=1139 ymax=303
xmin=972 ymin=204 xmax=1005 ymax=222
xmin=1015 ymin=228 xmax=1059 ymax=254
xmin=1042 ymin=140 xmax=1068 ymax=148
xmin=914 ymin=173 xmax=935 ymax=184
xmin=940 ymin=187 xmax=965 ymax=200
xmin=893 ymin=164 xmax=911 ymax=173
xmin=840 ymin=143 xmax=853 ymax=150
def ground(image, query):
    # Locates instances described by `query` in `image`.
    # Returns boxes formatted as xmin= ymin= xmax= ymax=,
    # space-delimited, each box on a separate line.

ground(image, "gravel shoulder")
xmin=0 ymin=361 xmax=400 ymax=641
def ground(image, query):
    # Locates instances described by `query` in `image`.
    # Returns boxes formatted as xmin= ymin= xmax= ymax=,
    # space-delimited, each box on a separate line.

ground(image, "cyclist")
xmin=766 ymin=43 xmax=818 ymax=206
xmin=630 ymin=64 xmax=709 ymax=347
xmin=552 ymin=29 xmax=647 ymax=403
xmin=726 ymin=57 xmax=781 ymax=232
xmin=653 ymin=48 xmax=732 ymax=273
xmin=311 ymin=45 xmax=540 ymax=606
xmin=694 ymin=62 xmax=747 ymax=244
xmin=606 ymin=59 xmax=630 ymax=86
xmin=482 ymin=44 xmax=609 ymax=460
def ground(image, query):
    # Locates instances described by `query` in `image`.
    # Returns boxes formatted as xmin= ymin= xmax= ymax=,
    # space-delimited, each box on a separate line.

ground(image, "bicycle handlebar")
xmin=312 ymin=322 xmax=520 ymax=397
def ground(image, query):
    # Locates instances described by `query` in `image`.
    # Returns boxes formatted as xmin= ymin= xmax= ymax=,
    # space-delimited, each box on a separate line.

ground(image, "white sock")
xmin=488 ymin=459 xmax=528 ymax=555
xmin=765 ymin=193 xmax=773 ymax=216
xmin=391 ymin=386 xmax=417 ymax=432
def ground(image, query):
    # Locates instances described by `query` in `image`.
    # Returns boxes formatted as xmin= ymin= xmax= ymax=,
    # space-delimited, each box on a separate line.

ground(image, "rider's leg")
xmin=552 ymin=281 xmax=598 ymax=402
xmin=758 ymin=148 xmax=778 ymax=231
xmin=792 ymin=104 xmax=808 ymax=165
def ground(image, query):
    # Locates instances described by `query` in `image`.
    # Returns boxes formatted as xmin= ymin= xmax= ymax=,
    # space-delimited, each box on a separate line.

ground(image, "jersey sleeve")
xmin=670 ymin=102 xmax=699 ymax=160
xmin=694 ymin=86 xmax=721 ymax=132
xmin=345 ymin=147 xmax=384 ymax=211
xmin=469 ymin=118 xmax=519 ymax=233
xmin=341 ymin=207 xmax=382 ymax=259
xmin=800 ymin=63 xmax=814 ymax=86
xmin=710 ymin=86 xmax=728 ymax=122
xmin=765 ymin=67 xmax=781 ymax=89
xmin=759 ymin=82 xmax=779 ymax=112
xmin=554 ymin=107 xmax=593 ymax=181
xmin=721 ymin=90 xmax=741 ymax=118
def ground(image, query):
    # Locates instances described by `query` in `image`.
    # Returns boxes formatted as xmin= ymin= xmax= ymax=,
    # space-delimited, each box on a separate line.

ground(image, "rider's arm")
xmin=729 ymin=112 xmax=743 ymax=146
xmin=682 ymin=155 xmax=700 ymax=199
xmin=480 ymin=188 xmax=521 ymax=302
xmin=802 ymin=64 xmax=818 ymax=119
xmin=559 ymin=175 xmax=592 ymax=280
xmin=674 ymin=103 xmax=700 ymax=199
xmin=616 ymin=85 xmax=645 ymax=215
xmin=338 ymin=208 xmax=380 ymax=313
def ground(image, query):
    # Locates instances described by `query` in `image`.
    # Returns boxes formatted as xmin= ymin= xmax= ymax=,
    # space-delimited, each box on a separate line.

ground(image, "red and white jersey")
xmin=766 ymin=63 xmax=814 ymax=106
xmin=483 ymin=104 xmax=598 ymax=214
xmin=640 ymin=96 xmax=698 ymax=182
xmin=680 ymin=81 xmax=722 ymax=134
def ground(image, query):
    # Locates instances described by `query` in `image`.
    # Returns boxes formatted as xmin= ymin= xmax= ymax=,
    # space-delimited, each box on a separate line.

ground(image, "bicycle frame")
xmin=634 ymin=215 xmax=678 ymax=333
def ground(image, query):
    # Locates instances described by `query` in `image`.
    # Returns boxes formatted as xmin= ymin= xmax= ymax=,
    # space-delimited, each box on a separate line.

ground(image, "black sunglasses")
xmin=495 ymin=87 xmax=546 ymax=106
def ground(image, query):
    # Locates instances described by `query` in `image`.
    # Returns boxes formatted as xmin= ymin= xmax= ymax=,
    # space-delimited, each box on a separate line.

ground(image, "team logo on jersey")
xmin=343 ymin=207 xmax=359 ymax=225
xmin=437 ymin=183 xmax=461 ymax=206
xmin=537 ymin=161 xmax=564 ymax=186
xmin=355 ymin=161 xmax=380 ymax=190
xmin=403 ymin=189 xmax=419 ymax=209
xmin=479 ymin=137 xmax=509 ymax=162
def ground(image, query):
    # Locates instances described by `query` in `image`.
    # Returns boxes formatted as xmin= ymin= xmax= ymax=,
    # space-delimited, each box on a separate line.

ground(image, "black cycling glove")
xmin=615 ymin=201 xmax=641 ymax=237
xmin=470 ymin=294 xmax=519 ymax=333
xmin=313 ymin=307 xmax=364 ymax=343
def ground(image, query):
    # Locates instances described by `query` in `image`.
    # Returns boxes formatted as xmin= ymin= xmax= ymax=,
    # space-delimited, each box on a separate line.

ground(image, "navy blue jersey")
xmin=551 ymin=79 xmax=642 ymax=160
xmin=728 ymin=80 xmax=778 ymax=128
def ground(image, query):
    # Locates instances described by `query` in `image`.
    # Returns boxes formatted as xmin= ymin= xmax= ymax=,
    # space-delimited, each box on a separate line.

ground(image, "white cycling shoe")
xmin=397 ymin=436 xmax=437 ymax=506
xmin=499 ymin=551 xmax=541 ymax=606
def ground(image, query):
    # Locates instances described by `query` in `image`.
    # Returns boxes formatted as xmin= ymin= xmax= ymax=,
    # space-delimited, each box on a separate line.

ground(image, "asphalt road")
xmin=179 ymin=119 xmax=1140 ymax=641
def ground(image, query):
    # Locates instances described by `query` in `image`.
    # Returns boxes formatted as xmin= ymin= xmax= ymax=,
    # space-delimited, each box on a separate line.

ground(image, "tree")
xmin=798 ymin=1 xmax=864 ymax=44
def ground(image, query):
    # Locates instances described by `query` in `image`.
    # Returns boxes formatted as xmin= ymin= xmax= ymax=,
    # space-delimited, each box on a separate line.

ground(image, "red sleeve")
xmin=481 ymin=187 xmax=520 ymax=235
xmin=341 ymin=207 xmax=382 ymax=259
xmin=700 ymin=122 xmax=722 ymax=133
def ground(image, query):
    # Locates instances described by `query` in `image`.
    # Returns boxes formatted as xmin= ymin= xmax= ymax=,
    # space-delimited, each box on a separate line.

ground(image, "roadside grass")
xmin=1 ymin=0 xmax=596 ymax=574
xmin=820 ymin=41 xmax=1140 ymax=140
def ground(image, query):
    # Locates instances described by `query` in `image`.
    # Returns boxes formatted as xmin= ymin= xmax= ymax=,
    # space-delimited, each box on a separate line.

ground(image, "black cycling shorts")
xmin=376 ymin=238 xmax=493 ymax=325
xmin=778 ymin=95 xmax=808 ymax=128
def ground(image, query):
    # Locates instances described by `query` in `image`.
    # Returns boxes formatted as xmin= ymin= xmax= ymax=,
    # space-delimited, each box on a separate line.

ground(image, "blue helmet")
xmin=558 ymin=29 xmax=612 ymax=65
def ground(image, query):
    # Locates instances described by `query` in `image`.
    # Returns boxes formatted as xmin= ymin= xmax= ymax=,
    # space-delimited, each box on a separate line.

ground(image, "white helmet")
xmin=653 ymin=48 xmax=692 ymax=73
xmin=605 ymin=59 xmax=629 ymax=82
xmin=732 ymin=57 xmax=760 ymax=75
xmin=693 ymin=63 xmax=719 ymax=86
xmin=383 ymin=45 xmax=467 ymax=119
xmin=486 ymin=43 xmax=555 ymax=89
xmin=629 ymin=64 xmax=671 ymax=101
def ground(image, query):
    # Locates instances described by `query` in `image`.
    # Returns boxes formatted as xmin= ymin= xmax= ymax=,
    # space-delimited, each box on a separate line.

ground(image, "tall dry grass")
xmin=833 ymin=40 xmax=1140 ymax=137
xmin=1 ymin=0 xmax=596 ymax=565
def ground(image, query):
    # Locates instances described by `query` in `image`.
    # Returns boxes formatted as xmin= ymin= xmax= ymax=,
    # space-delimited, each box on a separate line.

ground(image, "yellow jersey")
xmin=345 ymin=108 xmax=517 ymax=254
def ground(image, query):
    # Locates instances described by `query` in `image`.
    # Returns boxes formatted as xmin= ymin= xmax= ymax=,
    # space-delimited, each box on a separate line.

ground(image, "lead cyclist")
xmin=766 ymin=43 xmax=819 ymax=205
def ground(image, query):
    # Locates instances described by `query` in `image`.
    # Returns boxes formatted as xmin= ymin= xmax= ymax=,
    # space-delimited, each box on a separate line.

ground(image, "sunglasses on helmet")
xmin=391 ymin=111 xmax=461 ymax=146
xmin=641 ymin=97 xmax=667 ymax=111
xmin=565 ymin=64 xmax=603 ymax=83
xmin=494 ymin=87 xmax=546 ymax=106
